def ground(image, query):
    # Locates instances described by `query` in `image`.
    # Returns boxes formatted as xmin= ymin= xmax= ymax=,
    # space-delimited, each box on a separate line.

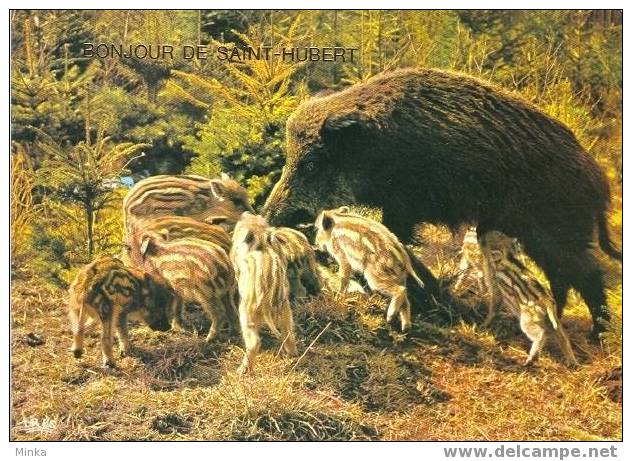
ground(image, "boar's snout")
xmin=148 ymin=316 xmax=171 ymax=332
xmin=266 ymin=205 xmax=315 ymax=228
xmin=143 ymin=305 xmax=172 ymax=332
xmin=263 ymin=176 xmax=291 ymax=222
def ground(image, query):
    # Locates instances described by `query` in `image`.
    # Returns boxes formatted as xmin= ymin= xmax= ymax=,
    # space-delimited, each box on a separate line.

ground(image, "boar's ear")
xmin=337 ymin=206 xmax=350 ymax=214
xmin=320 ymin=113 xmax=365 ymax=151
xmin=321 ymin=212 xmax=335 ymax=232
xmin=210 ymin=180 xmax=226 ymax=201
xmin=239 ymin=211 xmax=254 ymax=222
xmin=490 ymin=249 xmax=503 ymax=260
xmin=140 ymin=236 xmax=155 ymax=258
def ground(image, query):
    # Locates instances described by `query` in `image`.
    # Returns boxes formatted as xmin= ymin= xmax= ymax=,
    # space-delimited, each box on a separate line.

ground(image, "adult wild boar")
xmin=263 ymin=68 xmax=621 ymax=337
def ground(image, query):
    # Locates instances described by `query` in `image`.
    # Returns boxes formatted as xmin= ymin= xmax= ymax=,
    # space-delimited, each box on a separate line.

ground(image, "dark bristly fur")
xmin=263 ymin=67 xmax=621 ymax=337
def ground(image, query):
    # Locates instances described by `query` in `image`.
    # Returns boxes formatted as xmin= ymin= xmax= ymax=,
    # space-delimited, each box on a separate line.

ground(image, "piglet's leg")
xmin=205 ymin=310 xmax=221 ymax=343
xmin=69 ymin=305 xmax=86 ymax=359
xmin=196 ymin=292 xmax=219 ymax=343
xmin=521 ymin=313 xmax=546 ymax=366
xmin=479 ymin=237 xmax=499 ymax=328
xmin=546 ymin=305 xmax=578 ymax=367
xmin=279 ymin=302 xmax=298 ymax=356
xmin=170 ymin=296 xmax=184 ymax=332
xmin=116 ymin=313 xmax=131 ymax=357
xmin=398 ymin=289 xmax=413 ymax=332
xmin=453 ymin=256 xmax=470 ymax=292
xmin=238 ymin=304 xmax=261 ymax=374
xmin=101 ymin=316 xmax=116 ymax=369
xmin=387 ymin=286 xmax=410 ymax=332
xmin=338 ymin=259 xmax=352 ymax=293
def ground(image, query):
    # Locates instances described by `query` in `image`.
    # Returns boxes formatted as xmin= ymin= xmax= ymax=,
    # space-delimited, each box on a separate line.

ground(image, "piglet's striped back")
xmin=123 ymin=174 xmax=253 ymax=239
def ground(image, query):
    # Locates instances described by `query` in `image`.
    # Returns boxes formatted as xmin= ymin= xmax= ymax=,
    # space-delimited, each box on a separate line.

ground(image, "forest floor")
xmin=10 ymin=224 xmax=622 ymax=441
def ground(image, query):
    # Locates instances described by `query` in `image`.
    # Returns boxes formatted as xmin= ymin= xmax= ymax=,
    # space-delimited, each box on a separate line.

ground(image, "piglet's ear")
xmin=207 ymin=215 xmax=229 ymax=226
xmin=140 ymin=236 xmax=154 ymax=257
xmin=220 ymin=172 xmax=230 ymax=181
xmin=210 ymin=181 xmax=226 ymax=201
xmin=270 ymin=232 xmax=287 ymax=246
xmin=337 ymin=206 xmax=350 ymax=213
xmin=244 ymin=230 xmax=256 ymax=246
xmin=320 ymin=113 xmax=366 ymax=151
xmin=321 ymin=213 xmax=334 ymax=232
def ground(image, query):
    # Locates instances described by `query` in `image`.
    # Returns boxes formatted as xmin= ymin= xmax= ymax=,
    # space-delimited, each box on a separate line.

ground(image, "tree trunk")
xmin=85 ymin=201 xmax=94 ymax=258
xmin=332 ymin=10 xmax=340 ymax=86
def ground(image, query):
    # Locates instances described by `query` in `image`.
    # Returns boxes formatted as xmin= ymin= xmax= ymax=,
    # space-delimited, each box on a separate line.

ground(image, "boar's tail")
xmin=598 ymin=212 xmax=622 ymax=261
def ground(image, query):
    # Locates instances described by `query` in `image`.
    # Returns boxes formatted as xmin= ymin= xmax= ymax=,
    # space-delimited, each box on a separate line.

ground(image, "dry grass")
xmin=10 ymin=226 xmax=621 ymax=441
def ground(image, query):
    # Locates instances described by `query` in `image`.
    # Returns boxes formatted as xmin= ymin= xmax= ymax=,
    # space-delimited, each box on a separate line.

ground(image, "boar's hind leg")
xmin=406 ymin=248 xmax=440 ymax=296
xmin=528 ymin=238 xmax=610 ymax=340
xmin=288 ymin=266 xmax=308 ymax=301
xmin=570 ymin=259 xmax=610 ymax=339
xmin=301 ymin=262 xmax=322 ymax=296
xmin=545 ymin=303 xmax=578 ymax=367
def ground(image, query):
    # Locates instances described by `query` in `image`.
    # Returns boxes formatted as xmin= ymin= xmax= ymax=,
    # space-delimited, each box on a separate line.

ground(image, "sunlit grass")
xmin=11 ymin=217 xmax=621 ymax=440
